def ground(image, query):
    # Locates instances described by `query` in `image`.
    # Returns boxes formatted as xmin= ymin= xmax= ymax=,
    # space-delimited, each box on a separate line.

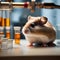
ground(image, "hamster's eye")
xmin=30 ymin=23 xmax=35 ymax=28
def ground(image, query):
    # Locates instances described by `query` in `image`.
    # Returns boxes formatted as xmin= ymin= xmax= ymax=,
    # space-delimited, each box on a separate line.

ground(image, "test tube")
xmin=2 ymin=10 xmax=6 ymax=27
xmin=14 ymin=26 xmax=21 ymax=44
xmin=6 ymin=10 xmax=10 ymax=27
xmin=6 ymin=27 xmax=10 ymax=39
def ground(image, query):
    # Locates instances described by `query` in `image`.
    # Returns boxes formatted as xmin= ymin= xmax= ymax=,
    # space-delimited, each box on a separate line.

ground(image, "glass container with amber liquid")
xmin=0 ymin=10 xmax=2 ymax=26
xmin=6 ymin=10 xmax=10 ymax=27
xmin=2 ymin=10 xmax=6 ymax=27
xmin=6 ymin=27 xmax=10 ymax=39
xmin=14 ymin=27 xmax=21 ymax=44
xmin=2 ymin=10 xmax=10 ymax=27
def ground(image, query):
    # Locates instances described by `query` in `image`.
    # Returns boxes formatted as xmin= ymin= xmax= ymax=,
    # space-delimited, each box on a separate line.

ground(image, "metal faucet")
xmin=0 ymin=1 xmax=60 ymax=11
xmin=29 ymin=0 xmax=36 ymax=12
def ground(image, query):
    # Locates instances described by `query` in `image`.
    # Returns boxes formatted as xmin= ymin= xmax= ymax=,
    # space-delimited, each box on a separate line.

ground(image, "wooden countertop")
xmin=0 ymin=39 xmax=60 ymax=60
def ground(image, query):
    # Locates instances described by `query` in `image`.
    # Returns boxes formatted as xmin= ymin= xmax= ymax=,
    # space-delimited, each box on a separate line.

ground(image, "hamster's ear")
xmin=40 ymin=16 xmax=48 ymax=24
xmin=28 ymin=15 xmax=32 ymax=21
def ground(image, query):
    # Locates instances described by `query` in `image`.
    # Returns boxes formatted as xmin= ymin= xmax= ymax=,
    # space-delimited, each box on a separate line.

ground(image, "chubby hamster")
xmin=22 ymin=16 xmax=56 ymax=46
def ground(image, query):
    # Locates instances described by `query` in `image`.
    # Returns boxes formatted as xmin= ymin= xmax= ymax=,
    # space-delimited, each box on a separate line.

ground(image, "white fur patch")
xmin=25 ymin=34 xmax=50 ymax=43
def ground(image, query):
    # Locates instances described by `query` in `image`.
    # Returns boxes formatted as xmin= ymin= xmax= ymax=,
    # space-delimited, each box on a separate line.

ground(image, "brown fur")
xmin=22 ymin=16 xmax=56 ymax=43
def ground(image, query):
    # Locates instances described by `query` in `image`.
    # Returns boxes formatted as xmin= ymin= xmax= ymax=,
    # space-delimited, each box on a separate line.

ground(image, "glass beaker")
xmin=14 ymin=26 xmax=21 ymax=44
xmin=6 ymin=27 xmax=10 ymax=39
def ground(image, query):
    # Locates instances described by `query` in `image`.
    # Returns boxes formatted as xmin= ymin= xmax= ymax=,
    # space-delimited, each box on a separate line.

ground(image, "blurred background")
xmin=1 ymin=0 xmax=60 ymax=39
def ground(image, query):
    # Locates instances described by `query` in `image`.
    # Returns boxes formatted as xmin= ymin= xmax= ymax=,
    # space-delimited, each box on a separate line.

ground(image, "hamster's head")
xmin=28 ymin=16 xmax=48 ymax=27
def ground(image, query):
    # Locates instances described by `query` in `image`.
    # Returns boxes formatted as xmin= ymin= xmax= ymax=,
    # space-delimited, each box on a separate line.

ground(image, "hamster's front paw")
xmin=27 ymin=42 xmax=33 ymax=47
xmin=24 ymin=29 xmax=29 ymax=34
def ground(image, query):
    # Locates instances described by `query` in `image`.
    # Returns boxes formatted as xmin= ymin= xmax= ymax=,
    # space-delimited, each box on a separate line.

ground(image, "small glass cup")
xmin=7 ymin=39 xmax=13 ymax=49
xmin=14 ymin=26 xmax=21 ymax=45
xmin=1 ymin=38 xmax=8 ymax=50
xmin=0 ymin=35 xmax=4 ymax=49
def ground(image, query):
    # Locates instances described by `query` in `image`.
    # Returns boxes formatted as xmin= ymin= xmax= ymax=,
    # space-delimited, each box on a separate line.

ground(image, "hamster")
xmin=22 ymin=16 xmax=56 ymax=46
